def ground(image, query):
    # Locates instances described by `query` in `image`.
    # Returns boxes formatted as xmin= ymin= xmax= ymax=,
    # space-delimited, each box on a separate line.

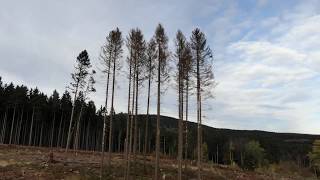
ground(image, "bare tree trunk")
xmin=133 ymin=59 xmax=138 ymax=161
xmin=100 ymin=52 xmax=111 ymax=178
xmin=184 ymin=78 xmax=189 ymax=169
xmin=216 ymin=144 xmax=219 ymax=164
xmin=155 ymin=48 xmax=161 ymax=180
xmin=66 ymin=86 xmax=79 ymax=151
xmin=74 ymin=105 xmax=83 ymax=151
xmin=57 ymin=111 xmax=63 ymax=148
xmin=28 ymin=106 xmax=35 ymax=146
xmin=143 ymin=60 xmax=152 ymax=170
xmin=196 ymin=51 xmax=201 ymax=180
xmin=39 ymin=122 xmax=43 ymax=147
xmin=9 ymin=105 xmax=17 ymax=144
xmin=50 ymin=111 xmax=56 ymax=147
xmin=178 ymin=58 xmax=183 ymax=180
xmin=125 ymin=55 xmax=132 ymax=180
xmin=1 ymin=109 xmax=8 ymax=144
xmin=86 ymin=120 xmax=90 ymax=151
xmin=138 ymin=128 xmax=141 ymax=153
xmin=127 ymin=67 xmax=136 ymax=179
xmin=108 ymin=52 xmax=117 ymax=166
xmin=16 ymin=108 xmax=24 ymax=145
xmin=118 ymin=130 xmax=122 ymax=152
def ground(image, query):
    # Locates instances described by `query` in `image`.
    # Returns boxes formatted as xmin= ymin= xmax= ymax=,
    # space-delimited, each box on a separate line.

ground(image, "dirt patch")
xmin=0 ymin=144 xmax=315 ymax=180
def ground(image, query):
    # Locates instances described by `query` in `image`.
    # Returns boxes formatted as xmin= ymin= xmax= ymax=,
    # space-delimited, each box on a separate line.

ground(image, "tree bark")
xmin=28 ymin=106 xmax=35 ymax=146
xmin=133 ymin=56 xmax=138 ymax=161
xmin=1 ymin=109 xmax=8 ymax=144
xmin=125 ymin=53 xmax=132 ymax=180
xmin=16 ymin=108 xmax=24 ymax=145
xmin=50 ymin=111 xmax=56 ymax=147
xmin=196 ymin=49 xmax=201 ymax=180
xmin=184 ymin=77 xmax=189 ymax=169
xmin=143 ymin=58 xmax=152 ymax=170
xmin=57 ymin=111 xmax=63 ymax=148
xmin=74 ymin=105 xmax=83 ymax=151
xmin=155 ymin=44 xmax=161 ymax=180
xmin=108 ymin=49 xmax=117 ymax=166
xmin=100 ymin=50 xmax=112 ymax=178
xmin=127 ymin=65 xmax=136 ymax=179
xmin=9 ymin=105 xmax=17 ymax=144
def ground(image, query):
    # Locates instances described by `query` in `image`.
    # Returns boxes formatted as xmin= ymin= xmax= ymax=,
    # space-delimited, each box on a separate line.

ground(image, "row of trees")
xmin=88 ymin=24 xmax=214 ymax=179
xmin=0 ymin=77 xmax=315 ymax=177
xmin=0 ymin=24 xmax=214 ymax=179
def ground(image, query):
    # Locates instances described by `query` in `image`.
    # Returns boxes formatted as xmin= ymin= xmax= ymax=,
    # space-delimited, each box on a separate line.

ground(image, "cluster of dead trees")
xmin=77 ymin=24 xmax=214 ymax=179
xmin=0 ymin=23 xmax=214 ymax=179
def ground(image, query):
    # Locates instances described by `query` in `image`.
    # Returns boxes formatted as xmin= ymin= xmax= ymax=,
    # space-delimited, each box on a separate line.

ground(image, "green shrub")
xmin=242 ymin=140 xmax=266 ymax=170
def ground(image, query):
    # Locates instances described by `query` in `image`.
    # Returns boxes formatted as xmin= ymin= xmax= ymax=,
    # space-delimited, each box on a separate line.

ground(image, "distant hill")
xmin=132 ymin=114 xmax=320 ymax=165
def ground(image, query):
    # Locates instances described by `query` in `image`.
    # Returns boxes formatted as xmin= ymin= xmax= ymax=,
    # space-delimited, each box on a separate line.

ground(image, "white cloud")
xmin=212 ymin=1 xmax=320 ymax=134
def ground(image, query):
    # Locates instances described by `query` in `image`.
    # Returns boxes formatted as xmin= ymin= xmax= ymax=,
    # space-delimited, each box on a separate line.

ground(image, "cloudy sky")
xmin=1 ymin=0 xmax=319 ymax=134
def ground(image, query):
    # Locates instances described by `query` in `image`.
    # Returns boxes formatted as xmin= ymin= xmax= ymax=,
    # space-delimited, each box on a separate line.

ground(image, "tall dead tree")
xmin=124 ymin=28 xmax=147 ymax=178
xmin=190 ymin=28 xmax=214 ymax=180
xmin=183 ymin=43 xmax=192 ymax=168
xmin=175 ymin=30 xmax=187 ymax=180
xmin=124 ymin=33 xmax=133 ymax=180
xmin=132 ymin=29 xmax=146 ymax=162
xmin=65 ymin=50 xmax=91 ymax=152
xmin=154 ymin=24 xmax=169 ymax=180
xmin=107 ymin=28 xmax=123 ymax=167
xmin=100 ymin=32 xmax=113 ymax=178
xmin=143 ymin=38 xmax=156 ymax=170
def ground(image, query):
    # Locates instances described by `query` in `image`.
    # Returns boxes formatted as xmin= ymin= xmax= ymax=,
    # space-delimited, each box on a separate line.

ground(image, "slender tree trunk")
xmin=118 ymin=130 xmax=122 ymax=152
xmin=133 ymin=58 xmax=138 ymax=161
xmin=9 ymin=105 xmax=17 ymax=144
xmin=127 ymin=68 xmax=136 ymax=179
xmin=155 ymin=47 xmax=161 ymax=180
xmin=86 ymin=119 xmax=90 ymax=151
xmin=178 ymin=62 xmax=183 ymax=180
xmin=196 ymin=50 xmax=201 ymax=180
xmin=28 ymin=106 xmax=35 ymax=146
xmin=138 ymin=128 xmax=141 ymax=153
xmin=66 ymin=85 xmax=79 ymax=151
xmin=108 ymin=52 xmax=117 ymax=166
xmin=50 ymin=111 xmax=56 ymax=147
xmin=16 ymin=108 xmax=24 ymax=145
xmin=216 ymin=144 xmax=219 ymax=164
xmin=125 ymin=54 xmax=132 ymax=180
xmin=22 ymin=111 xmax=28 ymax=145
xmin=184 ymin=78 xmax=189 ymax=169
xmin=143 ymin=60 xmax=152 ymax=170
xmin=74 ymin=105 xmax=83 ymax=151
xmin=61 ymin=119 xmax=66 ymax=148
xmin=57 ymin=111 xmax=63 ymax=148
xmin=100 ymin=52 xmax=111 ymax=178
xmin=39 ymin=122 xmax=43 ymax=147
xmin=1 ymin=109 xmax=7 ymax=144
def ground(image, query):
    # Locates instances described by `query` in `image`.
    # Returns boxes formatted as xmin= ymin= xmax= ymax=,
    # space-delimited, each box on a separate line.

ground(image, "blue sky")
xmin=0 ymin=0 xmax=319 ymax=134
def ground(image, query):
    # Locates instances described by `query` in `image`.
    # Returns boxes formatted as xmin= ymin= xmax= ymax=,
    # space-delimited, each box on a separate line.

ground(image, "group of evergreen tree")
xmin=0 ymin=77 xmax=102 ymax=151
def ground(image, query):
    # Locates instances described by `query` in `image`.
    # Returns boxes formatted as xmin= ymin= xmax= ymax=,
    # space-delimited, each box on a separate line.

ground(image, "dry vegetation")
xmin=0 ymin=144 xmax=316 ymax=180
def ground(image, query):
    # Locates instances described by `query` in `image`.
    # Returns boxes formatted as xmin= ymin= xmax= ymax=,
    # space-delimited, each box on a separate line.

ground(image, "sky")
xmin=0 ymin=0 xmax=319 ymax=134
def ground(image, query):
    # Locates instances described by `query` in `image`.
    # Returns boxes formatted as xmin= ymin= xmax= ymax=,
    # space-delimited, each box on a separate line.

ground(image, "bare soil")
xmin=0 ymin=144 xmax=315 ymax=180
